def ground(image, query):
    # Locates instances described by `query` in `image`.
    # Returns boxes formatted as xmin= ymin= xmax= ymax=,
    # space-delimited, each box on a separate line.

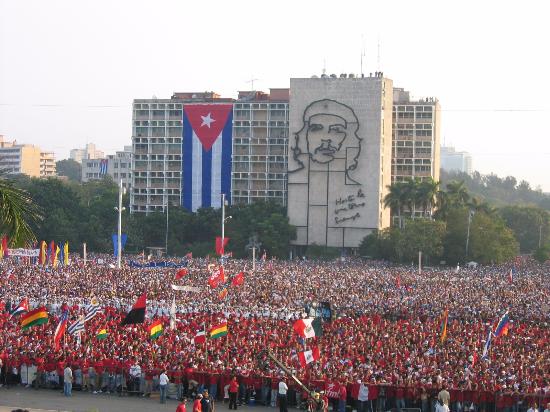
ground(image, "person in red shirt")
xmin=338 ymin=381 xmax=347 ymax=412
xmin=193 ymin=394 xmax=203 ymax=412
xmin=176 ymin=398 xmax=188 ymax=412
xmin=229 ymin=376 xmax=239 ymax=410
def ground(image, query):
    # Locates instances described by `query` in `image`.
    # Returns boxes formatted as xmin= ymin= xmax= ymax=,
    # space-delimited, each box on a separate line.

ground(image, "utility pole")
xmin=246 ymin=235 xmax=262 ymax=272
xmin=115 ymin=180 xmax=125 ymax=269
xmin=165 ymin=200 xmax=169 ymax=257
xmin=418 ymin=251 xmax=422 ymax=274
xmin=465 ymin=210 xmax=474 ymax=260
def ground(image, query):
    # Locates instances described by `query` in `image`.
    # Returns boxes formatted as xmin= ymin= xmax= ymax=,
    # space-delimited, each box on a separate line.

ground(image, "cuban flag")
xmin=182 ymin=104 xmax=233 ymax=211
xmin=99 ymin=159 xmax=108 ymax=175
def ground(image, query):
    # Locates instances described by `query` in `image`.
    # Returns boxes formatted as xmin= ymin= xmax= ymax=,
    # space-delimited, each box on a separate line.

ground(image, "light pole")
xmin=465 ymin=209 xmax=474 ymax=260
xmin=114 ymin=180 xmax=126 ymax=269
xmin=221 ymin=193 xmax=231 ymax=257
xmin=165 ymin=199 xmax=169 ymax=257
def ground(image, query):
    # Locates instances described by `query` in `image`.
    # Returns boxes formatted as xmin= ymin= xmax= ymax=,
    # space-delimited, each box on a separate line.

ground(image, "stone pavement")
xmin=0 ymin=387 xmax=276 ymax=412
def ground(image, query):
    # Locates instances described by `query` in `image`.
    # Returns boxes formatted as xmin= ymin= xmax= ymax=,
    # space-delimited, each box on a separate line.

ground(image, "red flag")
xmin=232 ymin=272 xmax=245 ymax=287
xmin=215 ymin=237 xmax=229 ymax=256
xmin=175 ymin=268 xmax=188 ymax=280
xmin=194 ymin=329 xmax=206 ymax=344
xmin=218 ymin=288 xmax=228 ymax=300
xmin=1 ymin=236 xmax=8 ymax=258
xmin=471 ymin=352 xmax=478 ymax=367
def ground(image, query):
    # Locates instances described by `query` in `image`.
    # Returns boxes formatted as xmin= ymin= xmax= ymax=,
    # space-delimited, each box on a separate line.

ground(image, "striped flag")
xmin=481 ymin=329 xmax=493 ymax=359
xmin=68 ymin=317 xmax=85 ymax=335
xmin=21 ymin=307 xmax=48 ymax=330
xmin=84 ymin=297 xmax=101 ymax=322
xmin=10 ymin=298 xmax=29 ymax=317
xmin=54 ymin=310 xmax=69 ymax=350
xmin=182 ymin=104 xmax=233 ymax=211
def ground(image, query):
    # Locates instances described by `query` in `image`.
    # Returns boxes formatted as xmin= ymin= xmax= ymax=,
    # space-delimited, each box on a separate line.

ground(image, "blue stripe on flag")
xmin=202 ymin=145 xmax=212 ymax=207
xmin=182 ymin=112 xmax=194 ymax=210
xmin=221 ymin=110 xmax=233 ymax=203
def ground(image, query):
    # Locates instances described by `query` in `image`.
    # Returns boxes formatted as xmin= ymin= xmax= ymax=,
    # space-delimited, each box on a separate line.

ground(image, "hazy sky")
xmin=1 ymin=0 xmax=549 ymax=190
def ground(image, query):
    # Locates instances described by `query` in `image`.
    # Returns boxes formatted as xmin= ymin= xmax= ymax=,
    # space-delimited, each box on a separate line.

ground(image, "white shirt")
xmin=278 ymin=381 xmax=288 ymax=395
xmin=159 ymin=372 xmax=169 ymax=385
xmin=358 ymin=384 xmax=369 ymax=402
xmin=436 ymin=403 xmax=450 ymax=412
xmin=129 ymin=364 xmax=141 ymax=378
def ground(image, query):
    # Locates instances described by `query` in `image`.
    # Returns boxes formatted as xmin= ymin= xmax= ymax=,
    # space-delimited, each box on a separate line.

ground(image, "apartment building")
xmin=40 ymin=152 xmax=56 ymax=177
xmin=391 ymin=88 xmax=441 ymax=184
xmin=441 ymin=145 xmax=473 ymax=174
xmin=232 ymin=89 xmax=289 ymax=206
xmin=81 ymin=146 xmax=132 ymax=189
xmin=70 ymin=143 xmax=104 ymax=163
xmin=130 ymin=92 xmax=233 ymax=214
xmin=0 ymin=135 xmax=55 ymax=177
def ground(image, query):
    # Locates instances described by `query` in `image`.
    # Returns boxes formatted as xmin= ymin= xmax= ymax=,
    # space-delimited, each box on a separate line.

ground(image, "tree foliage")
xmin=55 ymin=159 xmax=82 ymax=182
xmin=499 ymin=206 xmax=549 ymax=253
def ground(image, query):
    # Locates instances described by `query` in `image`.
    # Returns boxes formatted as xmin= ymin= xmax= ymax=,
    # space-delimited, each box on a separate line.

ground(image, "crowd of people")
xmin=0 ymin=254 xmax=548 ymax=412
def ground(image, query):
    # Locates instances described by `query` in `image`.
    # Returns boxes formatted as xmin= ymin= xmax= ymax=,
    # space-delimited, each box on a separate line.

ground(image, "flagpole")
xmin=165 ymin=200 xmax=169 ymax=257
xmin=204 ymin=322 xmax=208 ymax=366
xmin=116 ymin=179 xmax=124 ymax=270
xmin=221 ymin=193 xmax=225 ymax=258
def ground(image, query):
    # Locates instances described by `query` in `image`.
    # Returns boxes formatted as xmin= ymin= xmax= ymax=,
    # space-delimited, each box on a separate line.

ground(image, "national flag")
xmin=182 ymin=104 xmax=233 ymax=212
xmin=215 ymin=237 xmax=230 ymax=256
xmin=218 ymin=288 xmax=228 ymax=300
xmin=209 ymin=322 xmax=228 ymax=339
xmin=21 ymin=307 xmax=48 ymax=330
xmin=194 ymin=329 xmax=206 ymax=344
xmin=208 ymin=265 xmax=225 ymax=288
xmin=298 ymin=347 xmax=320 ymax=368
xmin=99 ymin=159 xmax=108 ymax=175
xmin=175 ymin=268 xmax=188 ymax=280
xmin=49 ymin=241 xmax=55 ymax=265
xmin=97 ymin=328 xmax=108 ymax=340
xmin=120 ymin=293 xmax=146 ymax=325
xmin=231 ymin=272 xmax=245 ymax=287
xmin=39 ymin=241 xmax=47 ymax=265
xmin=481 ymin=329 xmax=493 ymax=359
xmin=59 ymin=244 xmax=64 ymax=266
xmin=148 ymin=320 xmax=163 ymax=340
xmin=84 ymin=297 xmax=101 ymax=322
xmin=10 ymin=298 xmax=29 ymax=317
xmin=440 ymin=308 xmax=449 ymax=343
xmin=293 ymin=317 xmax=323 ymax=339
xmin=1 ymin=236 xmax=8 ymax=258
xmin=494 ymin=312 xmax=510 ymax=337
xmin=53 ymin=245 xmax=60 ymax=267
xmin=63 ymin=242 xmax=69 ymax=265
xmin=54 ymin=310 xmax=69 ymax=350
xmin=68 ymin=317 xmax=85 ymax=335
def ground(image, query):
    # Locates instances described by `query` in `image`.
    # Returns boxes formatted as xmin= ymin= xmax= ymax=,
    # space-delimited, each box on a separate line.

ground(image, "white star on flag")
xmin=200 ymin=113 xmax=216 ymax=128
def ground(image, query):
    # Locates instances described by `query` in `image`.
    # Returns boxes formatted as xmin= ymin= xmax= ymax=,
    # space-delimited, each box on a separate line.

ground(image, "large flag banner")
xmin=494 ymin=311 xmax=510 ymax=337
xmin=440 ymin=308 xmax=449 ymax=343
xmin=120 ymin=293 xmax=146 ymax=326
xmin=293 ymin=317 xmax=323 ymax=339
xmin=112 ymin=234 xmax=128 ymax=257
xmin=21 ymin=307 xmax=48 ymax=330
xmin=54 ymin=310 xmax=69 ymax=351
xmin=182 ymin=104 xmax=233 ymax=211
xmin=10 ymin=298 xmax=29 ymax=317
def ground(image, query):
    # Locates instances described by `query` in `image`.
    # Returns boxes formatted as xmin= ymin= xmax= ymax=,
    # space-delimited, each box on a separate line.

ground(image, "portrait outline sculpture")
xmin=289 ymin=98 xmax=363 ymax=185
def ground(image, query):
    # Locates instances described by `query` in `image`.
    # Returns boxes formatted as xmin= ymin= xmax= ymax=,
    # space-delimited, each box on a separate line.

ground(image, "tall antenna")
xmin=246 ymin=76 xmax=259 ymax=90
xmin=377 ymin=35 xmax=381 ymax=71
xmin=360 ymin=35 xmax=366 ymax=76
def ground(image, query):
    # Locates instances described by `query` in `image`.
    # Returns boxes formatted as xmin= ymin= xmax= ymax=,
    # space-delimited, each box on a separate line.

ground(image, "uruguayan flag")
xmin=84 ymin=297 xmax=101 ymax=322
xmin=68 ymin=317 xmax=85 ymax=335
xmin=182 ymin=104 xmax=233 ymax=212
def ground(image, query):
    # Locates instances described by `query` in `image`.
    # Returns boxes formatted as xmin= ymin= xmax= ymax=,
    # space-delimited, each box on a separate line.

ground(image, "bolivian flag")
xmin=149 ymin=320 xmax=163 ymax=340
xmin=21 ymin=307 xmax=48 ymax=330
xmin=209 ymin=322 xmax=228 ymax=339
xmin=97 ymin=329 xmax=108 ymax=340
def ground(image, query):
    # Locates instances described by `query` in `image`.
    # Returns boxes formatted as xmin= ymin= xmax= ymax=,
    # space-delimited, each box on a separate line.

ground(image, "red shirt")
xmin=229 ymin=380 xmax=239 ymax=393
xmin=176 ymin=403 xmax=187 ymax=412
xmin=193 ymin=399 xmax=202 ymax=412
xmin=339 ymin=385 xmax=347 ymax=401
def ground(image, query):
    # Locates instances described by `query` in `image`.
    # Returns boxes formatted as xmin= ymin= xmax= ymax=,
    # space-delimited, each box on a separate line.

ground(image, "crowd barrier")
xmin=2 ymin=366 xmax=549 ymax=411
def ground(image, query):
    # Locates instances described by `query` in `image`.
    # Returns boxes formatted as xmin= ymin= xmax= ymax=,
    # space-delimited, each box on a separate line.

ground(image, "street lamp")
xmin=465 ymin=209 xmax=474 ymax=260
xmin=114 ymin=180 xmax=126 ymax=269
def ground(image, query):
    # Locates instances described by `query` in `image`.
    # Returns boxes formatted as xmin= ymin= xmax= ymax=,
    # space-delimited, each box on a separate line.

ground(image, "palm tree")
xmin=0 ymin=172 xmax=42 ymax=246
xmin=469 ymin=196 xmax=495 ymax=215
xmin=384 ymin=182 xmax=407 ymax=228
xmin=417 ymin=178 xmax=439 ymax=217
xmin=445 ymin=180 xmax=470 ymax=208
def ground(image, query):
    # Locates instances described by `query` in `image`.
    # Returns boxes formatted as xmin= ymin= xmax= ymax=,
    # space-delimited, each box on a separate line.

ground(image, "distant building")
xmin=232 ymin=89 xmax=289 ymax=206
xmin=81 ymin=146 xmax=132 ymax=189
xmin=0 ymin=135 xmax=55 ymax=177
xmin=70 ymin=143 xmax=104 ymax=163
xmin=441 ymin=146 xmax=473 ymax=174
xmin=392 ymin=88 xmax=441 ymax=184
xmin=40 ymin=151 xmax=56 ymax=177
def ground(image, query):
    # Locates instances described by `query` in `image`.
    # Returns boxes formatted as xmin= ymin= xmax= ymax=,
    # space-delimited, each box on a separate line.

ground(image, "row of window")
xmin=393 ymin=158 xmax=432 ymax=165
xmin=394 ymin=105 xmax=434 ymax=112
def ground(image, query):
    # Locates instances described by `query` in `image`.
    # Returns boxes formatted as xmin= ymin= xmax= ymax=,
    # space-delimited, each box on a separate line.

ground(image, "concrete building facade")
xmin=391 ymin=88 xmax=441 ymax=184
xmin=287 ymin=74 xmax=393 ymax=248
xmin=70 ymin=143 xmax=104 ymax=164
xmin=441 ymin=146 xmax=473 ymax=174
xmin=232 ymin=89 xmax=289 ymax=206
xmin=0 ymin=135 xmax=55 ymax=177
xmin=130 ymin=92 xmax=233 ymax=214
xmin=40 ymin=152 xmax=56 ymax=177
xmin=82 ymin=146 xmax=133 ymax=189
